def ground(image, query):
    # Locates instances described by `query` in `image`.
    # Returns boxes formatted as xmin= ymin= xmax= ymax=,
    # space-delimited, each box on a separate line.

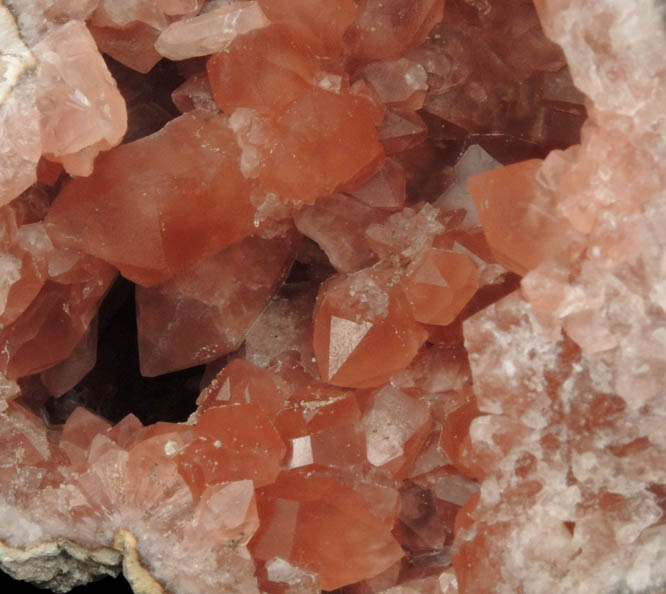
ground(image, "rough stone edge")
xmin=0 ymin=0 xmax=36 ymax=105
xmin=0 ymin=536 xmax=121 ymax=592
xmin=0 ymin=530 xmax=167 ymax=594
xmin=114 ymin=530 xmax=167 ymax=594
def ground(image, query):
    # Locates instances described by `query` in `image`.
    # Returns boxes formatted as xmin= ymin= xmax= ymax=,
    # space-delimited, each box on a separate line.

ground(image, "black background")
xmin=0 ymin=571 xmax=133 ymax=593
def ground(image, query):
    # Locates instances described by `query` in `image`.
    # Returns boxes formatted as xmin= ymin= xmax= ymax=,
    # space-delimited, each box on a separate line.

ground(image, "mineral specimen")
xmin=0 ymin=0 xmax=665 ymax=593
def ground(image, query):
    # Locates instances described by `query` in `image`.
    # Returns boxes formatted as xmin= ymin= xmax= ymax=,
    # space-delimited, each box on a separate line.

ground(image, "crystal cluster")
xmin=0 ymin=1 xmax=664 ymax=593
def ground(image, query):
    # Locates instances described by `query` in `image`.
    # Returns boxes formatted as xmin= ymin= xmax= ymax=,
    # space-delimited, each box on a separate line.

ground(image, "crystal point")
xmin=46 ymin=110 xmax=255 ymax=286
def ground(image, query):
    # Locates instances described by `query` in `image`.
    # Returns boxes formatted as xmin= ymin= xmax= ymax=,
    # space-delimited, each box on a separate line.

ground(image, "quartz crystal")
xmin=136 ymin=234 xmax=295 ymax=376
xmin=45 ymin=110 xmax=255 ymax=286
xmin=0 ymin=11 xmax=127 ymax=205
xmin=155 ymin=2 xmax=270 ymax=60
xmin=0 ymin=1 xmax=665 ymax=593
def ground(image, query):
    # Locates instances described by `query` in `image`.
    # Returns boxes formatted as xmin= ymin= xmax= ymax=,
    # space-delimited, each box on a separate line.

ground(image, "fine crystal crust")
xmin=0 ymin=1 xmax=665 ymax=594
xmin=0 ymin=3 xmax=35 ymax=105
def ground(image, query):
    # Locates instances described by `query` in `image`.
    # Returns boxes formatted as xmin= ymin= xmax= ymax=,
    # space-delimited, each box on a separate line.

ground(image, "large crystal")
xmin=46 ymin=110 xmax=255 ymax=286
xmin=136 ymin=234 xmax=295 ymax=376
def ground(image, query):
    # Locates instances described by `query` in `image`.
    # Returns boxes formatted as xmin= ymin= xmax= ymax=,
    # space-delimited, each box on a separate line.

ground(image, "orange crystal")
xmin=207 ymin=24 xmax=384 ymax=202
xmin=46 ymin=110 xmax=255 ymax=286
xmin=347 ymin=158 xmax=407 ymax=211
xmin=227 ymin=87 xmax=385 ymax=203
xmin=89 ymin=22 xmax=162 ymax=74
xmin=0 ymin=252 xmax=115 ymax=379
xmin=1 ymin=1 xmax=652 ymax=594
xmin=468 ymin=159 xmax=548 ymax=274
xmin=403 ymin=248 xmax=478 ymax=326
xmin=257 ymin=0 xmax=358 ymax=57
xmin=252 ymin=470 xmax=403 ymax=590
xmin=197 ymin=358 xmax=291 ymax=419
xmin=177 ymin=403 xmax=286 ymax=500
xmin=312 ymin=267 xmax=428 ymax=388
xmin=207 ymin=25 xmax=319 ymax=116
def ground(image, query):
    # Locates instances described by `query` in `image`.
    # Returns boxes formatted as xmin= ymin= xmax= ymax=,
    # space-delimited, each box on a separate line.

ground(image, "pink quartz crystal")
xmin=0 ymin=1 xmax=664 ymax=594
xmin=0 ymin=13 xmax=126 ymax=205
xmin=136 ymin=234 xmax=295 ymax=376
xmin=312 ymin=266 xmax=428 ymax=388
xmin=294 ymin=194 xmax=385 ymax=273
xmin=155 ymin=1 xmax=270 ymax=60
xmin=34 ymin=21 xmax=127 ymax=176
xmin=45 ymin=110 xmax=255 ymax=286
